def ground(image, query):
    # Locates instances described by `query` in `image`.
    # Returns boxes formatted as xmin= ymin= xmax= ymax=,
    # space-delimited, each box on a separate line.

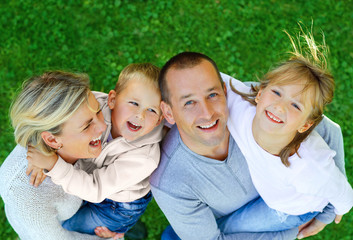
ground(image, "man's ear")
xmin=107 ymin=90 xmax=117 ymax=110
xmin=41 ymin=132 xmax=61 ymax=149
xmin=160 ymin=101 xmax=175 ymax=125
xmin=298 ymin=120 xmax=314 ymax=133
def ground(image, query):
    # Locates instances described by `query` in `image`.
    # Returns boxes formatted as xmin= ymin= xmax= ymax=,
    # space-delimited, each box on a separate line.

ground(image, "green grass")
xmin=1 ymin=0 xmax=352 ymax=239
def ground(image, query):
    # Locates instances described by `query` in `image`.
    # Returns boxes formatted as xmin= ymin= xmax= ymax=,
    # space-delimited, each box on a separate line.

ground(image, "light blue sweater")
xmin=150 ymin=116 xmax=344 ymax=240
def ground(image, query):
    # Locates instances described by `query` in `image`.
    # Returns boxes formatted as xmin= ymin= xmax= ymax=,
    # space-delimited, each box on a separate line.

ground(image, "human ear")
xmin=41 ymin=132 xmax=62 ymax=150
xmin=160 ymin=101 xmax=175 ymax=125
xmin=107 ymin=90 xmax=117 ymax=110
xmin=298 ymin=120 xmax=314 ymax=133
xmin=223 ymin=82 xmax=227 ymax=97
xmin=255 ymin=88 xmax=263 ymax=103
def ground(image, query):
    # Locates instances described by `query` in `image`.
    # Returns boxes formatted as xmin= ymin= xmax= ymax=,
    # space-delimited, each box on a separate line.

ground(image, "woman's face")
xmin=56 ymin=92 xmax=107 ymax=164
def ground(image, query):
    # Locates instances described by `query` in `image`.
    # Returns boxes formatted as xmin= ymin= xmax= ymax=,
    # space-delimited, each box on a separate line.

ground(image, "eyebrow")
xmin=179 ymin=87 xmax=218 ymax=101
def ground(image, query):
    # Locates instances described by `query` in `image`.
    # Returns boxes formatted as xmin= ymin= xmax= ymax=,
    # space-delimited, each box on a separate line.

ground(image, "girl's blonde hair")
xmin=114 ymin=63 xmax=160 ymax=95
xmin=231 ymin=26 xmax=334 ymax=167
xmin=10 ymin=71 xmax=91 ymax=155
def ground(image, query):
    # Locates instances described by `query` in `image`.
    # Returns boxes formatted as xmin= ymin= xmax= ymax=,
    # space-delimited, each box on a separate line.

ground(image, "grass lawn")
xmin=1 ymin=0 xmax=352 ymax=239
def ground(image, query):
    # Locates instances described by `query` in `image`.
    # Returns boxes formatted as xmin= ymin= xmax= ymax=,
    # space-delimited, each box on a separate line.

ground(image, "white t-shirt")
xmin=223 ymin=73 xmax=353 ymax=215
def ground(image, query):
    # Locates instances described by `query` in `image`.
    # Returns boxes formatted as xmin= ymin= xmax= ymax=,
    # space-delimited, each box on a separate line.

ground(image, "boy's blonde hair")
xmin=10 ymin=71 xmax=91 ymax=155
xmin=115 ymin=63 xmax=160 ymax=95
xmin=231 ymin=26 xmax=334 ymax=167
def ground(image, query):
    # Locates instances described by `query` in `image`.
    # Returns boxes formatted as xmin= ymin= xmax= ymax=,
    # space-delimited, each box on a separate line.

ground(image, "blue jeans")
xmin=217 ymin=197 xmax=319 ymax=233
xmin=62 ymin=191 xmax=152 ymax=234
xmin=162 ymin=197 xmax=318 ymax=239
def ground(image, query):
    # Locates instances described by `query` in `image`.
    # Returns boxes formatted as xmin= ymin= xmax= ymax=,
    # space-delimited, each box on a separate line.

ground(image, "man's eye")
xmin=209 ymin=93 xmax=217 ymax=98
xmin=185 ymin=100 xmax=194 ymax=106
xmin=272 ymin=90 xmax=281 ymax=96
xmin=129 ymin=101 xmax=138 ymax=106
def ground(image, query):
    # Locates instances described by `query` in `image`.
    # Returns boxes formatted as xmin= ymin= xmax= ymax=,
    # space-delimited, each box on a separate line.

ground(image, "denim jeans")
xmin=217 ymin=197 xmax=319 ymax=233
xmin=161 ymin=225 xmax=181 ymax=240
xmin=62 ymin=191 xmax=152 ymax=235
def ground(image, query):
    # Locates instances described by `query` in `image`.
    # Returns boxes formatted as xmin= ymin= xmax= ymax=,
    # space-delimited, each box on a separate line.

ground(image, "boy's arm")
xmin=46 ymin=143 xmax=160 ymax=203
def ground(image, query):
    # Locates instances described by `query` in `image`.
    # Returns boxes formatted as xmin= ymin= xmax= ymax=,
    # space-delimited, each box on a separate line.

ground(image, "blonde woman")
xmin=0 ymin=71 xmax=116 ymax=239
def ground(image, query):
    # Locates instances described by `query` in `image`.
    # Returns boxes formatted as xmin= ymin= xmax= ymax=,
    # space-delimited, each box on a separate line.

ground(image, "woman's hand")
xmin=26 ymin=163 xmax=47 ymax=187
xmin=27 ymin=146 xmax=58 ymax=171
xmin=94 ymin=226 xmax=125 ymax=239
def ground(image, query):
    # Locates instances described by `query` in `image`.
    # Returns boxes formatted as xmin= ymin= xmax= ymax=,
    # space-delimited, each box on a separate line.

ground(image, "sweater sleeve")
xmin=313 ymin=116 xmax=347 ymax=223
xmin=47 ymin=144 xmax=160 ymax=203
xmin=151 ymin=185 xmax=297 ymax=240
xmin=3 ymin=177 xmax=101 ymax=240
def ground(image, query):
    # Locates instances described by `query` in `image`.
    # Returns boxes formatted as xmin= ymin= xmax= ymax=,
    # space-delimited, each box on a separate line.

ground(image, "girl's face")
xmin=254 ymin=79 xmax=314 ymax=139
xmin=56 ymin=92 xmax=107 ymax=164
xmin=108 ymin=79 xmax=162 ymax=142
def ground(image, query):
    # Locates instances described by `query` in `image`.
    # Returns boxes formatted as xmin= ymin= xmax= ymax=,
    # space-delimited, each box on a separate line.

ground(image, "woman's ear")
xmin=107 ymin=90 xmax=117 ymax=110
xmin=41 ymin=132 xmax=61 ymax=149
xmin=160 ymin=101 xmax=175 ymax=125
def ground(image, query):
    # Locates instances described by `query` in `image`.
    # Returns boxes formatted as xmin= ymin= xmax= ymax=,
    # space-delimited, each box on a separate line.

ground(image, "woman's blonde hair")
xmin=114 ymin=63 xmax=160 ymax=95
xmin=10 ymin=71 xmax=91 ymax=155
xmin=231 ymin=26 xmax=334 ymax=167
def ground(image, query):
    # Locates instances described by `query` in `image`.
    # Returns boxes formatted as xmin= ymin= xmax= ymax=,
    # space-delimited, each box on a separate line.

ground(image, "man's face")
xmin=161 ymin=60 xmax=229 ymax=151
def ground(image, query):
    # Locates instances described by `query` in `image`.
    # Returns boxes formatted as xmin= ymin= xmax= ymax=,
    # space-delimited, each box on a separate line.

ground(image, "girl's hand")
xmin=26 ymin=163 xmax=47 ymax=187
xmin=297 ymin=218 xmax=326 ymax=239
xmin=335 ymin=214 xmax=343 ymax=224
xmin=94 ymin=226 xmax=125 ymax=239
xmin=26 ymin=146 xmax=58 ymax=171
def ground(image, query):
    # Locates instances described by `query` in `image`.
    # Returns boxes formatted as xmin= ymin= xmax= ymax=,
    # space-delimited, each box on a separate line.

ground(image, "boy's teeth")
xmin=199 ymin=120 xmax=217 ymax=129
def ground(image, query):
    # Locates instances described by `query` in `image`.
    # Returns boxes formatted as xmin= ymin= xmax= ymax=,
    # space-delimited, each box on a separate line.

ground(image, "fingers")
xmin=26 ymin=163 xmax=34 ymax=176
xmin=94 ymin=226 xmax=124 ymax=239
xmin=335 ymin=214 xmax=343 ymax=224
xmin=297 ymin=218 xmax=326 ymax=239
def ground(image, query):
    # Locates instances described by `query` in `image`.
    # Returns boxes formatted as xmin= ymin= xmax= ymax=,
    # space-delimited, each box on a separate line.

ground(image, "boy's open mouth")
xmin=127 ymin=121 xmax=142 ymax=131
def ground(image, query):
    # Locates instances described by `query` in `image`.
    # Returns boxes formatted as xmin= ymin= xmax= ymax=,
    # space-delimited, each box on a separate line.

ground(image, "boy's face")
xmin=108 ymin=79 xmax=162 ymax=141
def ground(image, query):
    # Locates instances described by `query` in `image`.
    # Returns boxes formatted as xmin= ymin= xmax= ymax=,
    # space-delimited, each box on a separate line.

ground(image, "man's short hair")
xmin=159 ymin=52 xmax=223 ymax=105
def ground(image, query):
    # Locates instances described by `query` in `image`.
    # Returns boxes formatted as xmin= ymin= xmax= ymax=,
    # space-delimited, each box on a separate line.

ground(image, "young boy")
xmin=27 ymin=63 xmax=164 ymax=238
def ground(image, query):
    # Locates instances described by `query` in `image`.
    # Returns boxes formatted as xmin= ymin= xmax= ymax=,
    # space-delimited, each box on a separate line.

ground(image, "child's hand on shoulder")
xmin=26 ymin=146 xmax=58 ymax=172
xmin=26 ymin=163 xmax=47 ymax=187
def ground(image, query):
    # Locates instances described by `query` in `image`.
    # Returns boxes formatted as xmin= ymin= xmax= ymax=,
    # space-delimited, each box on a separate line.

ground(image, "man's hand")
xmin=297 ymin=218 xmax=326 ymax=239
xmin=95 ymin=226 xmax=125 ymax=239
xmin=27 ymin=146 xmax=58 ymax=171
xmin=26 ymin=163 xmax=47 ymax=187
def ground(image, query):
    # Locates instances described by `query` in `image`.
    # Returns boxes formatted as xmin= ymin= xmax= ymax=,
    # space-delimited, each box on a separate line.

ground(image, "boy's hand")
xmin=26 ymin=146 xmax=58 ymax=171
xmin=95 ymin=226 xmax=125 ymax=239
xmin=26 ymin=163 xmax=47 ymax=187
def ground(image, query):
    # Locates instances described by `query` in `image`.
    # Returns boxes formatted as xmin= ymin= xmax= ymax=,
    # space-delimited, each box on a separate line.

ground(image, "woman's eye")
xmin=129 ymin=101 xmax=138 ymax=106
xmin=83 ymin=124 xmax=91 ymax=131
xmin=272 ymin=90 xmax=281 ymax=96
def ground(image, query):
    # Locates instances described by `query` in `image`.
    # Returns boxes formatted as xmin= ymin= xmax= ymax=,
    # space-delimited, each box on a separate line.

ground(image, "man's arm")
xmin=151 ymin=185 xmax=297 ymax=240
xmin=297 ymin=116 xmax=346 ymax=239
